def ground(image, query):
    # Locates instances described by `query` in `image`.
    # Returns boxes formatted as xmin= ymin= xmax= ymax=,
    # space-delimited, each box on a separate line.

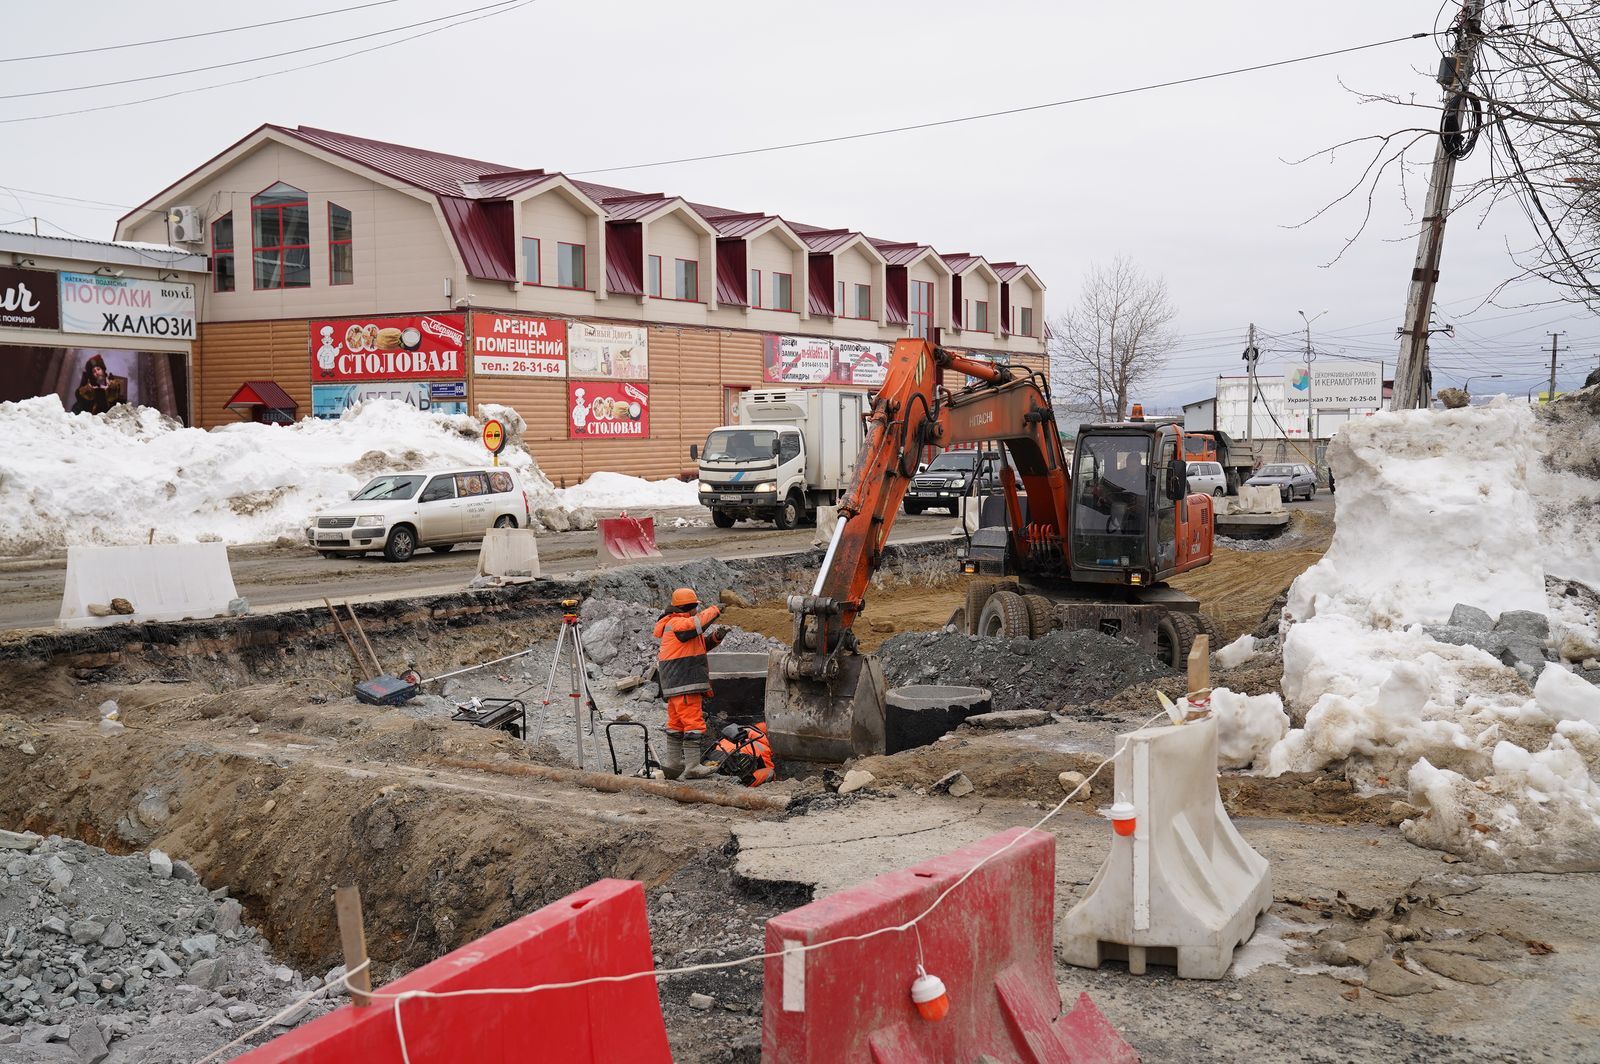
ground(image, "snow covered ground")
xmin=1261 ymin=394 xmax=1600 ymax=871
xmin=0 ymin=397 xmax=700 ymax=555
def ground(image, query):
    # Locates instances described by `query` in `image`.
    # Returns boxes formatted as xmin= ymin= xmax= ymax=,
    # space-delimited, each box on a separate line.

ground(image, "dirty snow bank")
xmin=0 ymin=397 xmax=698 ymax=554
xmin=558 ymin=471 xmax=700 ymax=510
xmin=1266 ymin=394 xmax=1600 ymax=871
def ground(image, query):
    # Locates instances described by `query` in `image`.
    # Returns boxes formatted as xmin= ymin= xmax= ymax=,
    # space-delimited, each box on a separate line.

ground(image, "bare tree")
xmin=1301 ymin=2 xmax=1600 ymax=311
xmin=1048 ymin=257 xmax=1178 ymax=422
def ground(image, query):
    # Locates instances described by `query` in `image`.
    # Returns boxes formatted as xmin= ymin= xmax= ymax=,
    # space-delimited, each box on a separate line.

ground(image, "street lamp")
xmin=1462 ymin=373 xmax=1503 ymax=394
xmin=1296 ymin=309 xmax=1329 ymax=439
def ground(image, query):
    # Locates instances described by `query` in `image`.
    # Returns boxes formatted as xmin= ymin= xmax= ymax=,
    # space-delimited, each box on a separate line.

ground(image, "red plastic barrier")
xmin=237 ymin=879 xmax=670 ymax=1064
xmin=761 ymin=828 xmax=1137 ymax=1064
xmin=598 ymin=515 xmax=661 ymax=562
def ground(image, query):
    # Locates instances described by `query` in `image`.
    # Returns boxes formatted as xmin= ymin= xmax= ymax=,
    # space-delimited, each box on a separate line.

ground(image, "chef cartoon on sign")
xmin=315 ymin=326 xmax=340 ymax=378
xmin=571 ymin=387 xmax=589 ymax=432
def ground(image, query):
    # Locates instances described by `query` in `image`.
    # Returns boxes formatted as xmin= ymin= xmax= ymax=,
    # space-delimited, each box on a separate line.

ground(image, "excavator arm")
xmin=767 ymin=338 xmax=1072 ymax=766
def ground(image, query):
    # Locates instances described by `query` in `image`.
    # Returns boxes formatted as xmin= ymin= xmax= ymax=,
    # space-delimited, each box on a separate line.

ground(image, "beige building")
xmin=116 ymin=124 xmax=1048 ymax=483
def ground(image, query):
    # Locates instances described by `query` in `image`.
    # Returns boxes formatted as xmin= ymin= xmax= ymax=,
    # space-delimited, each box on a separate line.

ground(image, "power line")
xmin=569 ymin=32 xmax=1431 ymax=176
xmin=0 ymin=0 xmax=520 ymax=100
xmin=0 ymin=1 xmax=405 ymax=64
xmin=0 ymin=1 xmax=538 ymax=125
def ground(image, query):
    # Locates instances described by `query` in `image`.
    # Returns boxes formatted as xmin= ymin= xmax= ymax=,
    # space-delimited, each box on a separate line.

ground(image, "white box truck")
xmin=691 ymin=389 xmax=868 ymax=529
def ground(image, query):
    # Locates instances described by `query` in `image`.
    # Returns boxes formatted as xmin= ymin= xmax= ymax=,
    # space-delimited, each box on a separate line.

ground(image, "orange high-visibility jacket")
xmin=653 ymin=604 xmax=722 ymax=697
xmin=709 ymin=722 xmax=774 ymax=786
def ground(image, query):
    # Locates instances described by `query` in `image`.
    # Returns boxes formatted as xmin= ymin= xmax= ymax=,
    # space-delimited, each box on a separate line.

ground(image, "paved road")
xmin=0 ymin=508 xmax=960 ymax=631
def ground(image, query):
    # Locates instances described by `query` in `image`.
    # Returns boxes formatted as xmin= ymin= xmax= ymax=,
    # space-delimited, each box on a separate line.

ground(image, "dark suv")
xmin=903 ymin=450 xmax=1004 ymax=515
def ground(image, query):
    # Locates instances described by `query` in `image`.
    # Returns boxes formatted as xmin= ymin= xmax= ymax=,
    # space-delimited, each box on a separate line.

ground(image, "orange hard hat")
xmin=671 ymin=587 xmax=698 ymax=608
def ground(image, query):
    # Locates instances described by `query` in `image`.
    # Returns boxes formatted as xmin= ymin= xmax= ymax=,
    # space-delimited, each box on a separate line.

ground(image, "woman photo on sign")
xmin=72 ymin=354 xmax=127 ymax=415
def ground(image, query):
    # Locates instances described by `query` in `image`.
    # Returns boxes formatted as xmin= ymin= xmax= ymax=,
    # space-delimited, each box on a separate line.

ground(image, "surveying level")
xmin=539 ymin=596 xmax=603 ymax=768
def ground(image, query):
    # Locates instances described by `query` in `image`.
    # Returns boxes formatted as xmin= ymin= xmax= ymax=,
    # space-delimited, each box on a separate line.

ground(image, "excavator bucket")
xmin=597 ymin=515 xmax=662 ymax=564
xmin=764 ymin=648 xmax=888 ymax=770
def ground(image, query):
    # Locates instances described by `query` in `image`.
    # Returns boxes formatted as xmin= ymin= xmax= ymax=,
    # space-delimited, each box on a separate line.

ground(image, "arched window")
xmin=252 ymin=182 xmax=309 ymax=290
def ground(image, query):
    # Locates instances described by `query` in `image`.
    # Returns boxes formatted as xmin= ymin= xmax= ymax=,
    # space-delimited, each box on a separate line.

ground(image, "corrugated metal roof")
xmin=599 ymin=193 xmax=671 ymax=221
xmin=799 ymin=228 xmax=860 ymax=254
xmin=225 ymin=381 xmax=298 ymax=410
xmin=873 ymin=240 xmax=930 ymax=267
xmin=991 ymin=261 xmax=1036 ymax=283
xmin=700 ymin=211 xmax=771 ymax=238
xmin=463 ymin=170 xmax=553 ymax=199
xmin=716 ymin=241 xmax=746 ymax=307
xmin=439 ymin=195 xmax=515 ymax=282
xmin=942 ymin=252 xmax=985 ymax=274
xmin=0 ymin=229 xmax=208 ymax=272
xmin=280 ymin=125 xmax=510 ymax=195
xmin=606 ymin=222 xmax=643 ymax=296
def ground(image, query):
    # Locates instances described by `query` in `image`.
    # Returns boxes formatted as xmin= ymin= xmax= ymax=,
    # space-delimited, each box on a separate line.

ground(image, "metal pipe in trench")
xmin=432 ymin=757 xmax=789 ymax=811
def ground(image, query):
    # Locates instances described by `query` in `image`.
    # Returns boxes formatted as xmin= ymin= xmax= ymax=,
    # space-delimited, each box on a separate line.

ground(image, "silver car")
xmin=1185 ymin=460 xmax=1227 ymax=497
xmin=1246 ymin=462 xmax=1317 ymax=502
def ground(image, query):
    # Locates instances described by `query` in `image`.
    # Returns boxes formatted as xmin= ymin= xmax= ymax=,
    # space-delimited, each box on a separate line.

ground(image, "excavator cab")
xmin=1067 ymin=425 xmax=1189 ymax=585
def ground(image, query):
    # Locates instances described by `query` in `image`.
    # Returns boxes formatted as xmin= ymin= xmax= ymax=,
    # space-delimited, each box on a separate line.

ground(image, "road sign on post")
xmin=482 ymin=418 xmax=506 ymax=466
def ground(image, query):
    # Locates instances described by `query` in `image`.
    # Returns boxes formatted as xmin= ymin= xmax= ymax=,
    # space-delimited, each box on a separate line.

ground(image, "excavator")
xmin=764 ymin=338 xmax=1217 ymax=768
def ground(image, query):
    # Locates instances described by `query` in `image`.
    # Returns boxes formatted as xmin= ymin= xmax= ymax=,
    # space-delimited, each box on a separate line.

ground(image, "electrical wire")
xmin=0 ymin=0 xmax=539 ymax=125
xmin=569 ymin=32 xmax=1431 ymax=176
xmin=0 ymin=0 xmax=521 ymax=100
xmin=0 ymin=2 xmax=408 ymax=64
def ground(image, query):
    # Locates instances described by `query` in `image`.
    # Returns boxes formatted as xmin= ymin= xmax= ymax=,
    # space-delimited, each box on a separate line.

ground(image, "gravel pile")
xmin=878 ymin=629 xmax=1175 ymax=713
xmin=0 ymin=831 xmax=327 ymax=1062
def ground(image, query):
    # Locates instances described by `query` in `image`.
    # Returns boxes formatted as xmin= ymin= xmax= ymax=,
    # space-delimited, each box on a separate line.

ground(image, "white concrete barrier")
xmin=59 ymin=543 xmax=239 ymax=629
xmin=478 ymin=527 xmax=541 ymax=582
xmin=950 ymin=494 xmax=980 ymax=537
xmin=811 ymin=505 xmax=840 ymax=548
xmin=1232 ymin=485 xmax=1284 ymax=515
xmin=1058 ymin=714 xmax=1272 ymax=979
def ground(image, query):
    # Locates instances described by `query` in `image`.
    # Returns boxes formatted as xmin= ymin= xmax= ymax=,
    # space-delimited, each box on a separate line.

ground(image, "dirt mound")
xmin=877 ymin=629 xmax=1175 ymax=713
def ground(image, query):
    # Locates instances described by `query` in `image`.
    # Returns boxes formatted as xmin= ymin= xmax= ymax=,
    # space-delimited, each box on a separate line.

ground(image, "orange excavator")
xmin=766 ymin=338 xmax=1217 ymax=767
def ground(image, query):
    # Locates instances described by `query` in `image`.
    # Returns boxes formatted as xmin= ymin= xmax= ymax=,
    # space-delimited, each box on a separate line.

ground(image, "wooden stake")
xmin=334 ymin=884 xmax=373 ymax=1007
xmin=346 ymin=604 xmax=383 ymax=676
xmin=1186 ymin=633 xmax=1211 ymax=716
xmin=324 ymin=598 xmax=367 ymax=676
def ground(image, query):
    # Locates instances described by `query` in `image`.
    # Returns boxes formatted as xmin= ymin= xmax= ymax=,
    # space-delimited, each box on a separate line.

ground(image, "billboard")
xmin=762 ymin=335 xmax=890 ymax=386
xmin=1284 ymin=361 xmax=1382 ymax=408
xmin=568 ymin=322 xmax=647 ymax=380
xmin=0 ymin=266 xmax=60 ymax=330
xmin=310 ymin=314 xmax=466 ymax=382
xmin=0 ymin=346 xmax=188 ymax=421
xmin=311 ymin=382 xmax=466 ymax=419
xmin=58 ymin=272 xmax=195 ymax=340
xmin=472 ymin=314 xmax=566 ymax=378
xmin=568 ymin=381 xmax=649 ymax=439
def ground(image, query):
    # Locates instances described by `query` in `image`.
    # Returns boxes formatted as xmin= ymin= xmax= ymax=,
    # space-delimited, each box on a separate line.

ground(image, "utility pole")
xmin=1242 ymin=323 xmax=1259 ymax=447
xmin=1392 ymin=0 xmax=1487 ymax=410
xmin=1546 ymin=331 xmax=1567 ymax=402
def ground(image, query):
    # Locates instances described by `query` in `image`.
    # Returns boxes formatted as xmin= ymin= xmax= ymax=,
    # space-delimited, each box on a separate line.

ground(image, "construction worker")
xmin=653 ymin=588 xmax=724 ymax=779
xmin=689 ymin=722 xmax=775 ymax=786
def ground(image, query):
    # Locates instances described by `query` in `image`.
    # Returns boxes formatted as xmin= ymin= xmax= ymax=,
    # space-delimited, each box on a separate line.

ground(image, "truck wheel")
xmin=773 ymin=492 xmax=801 ymax=530
xmin=977 ymin=590 xmax=1031 ymax=640
xmin=383 ymin=525 xmax=416 ymax=563
xmin=964 ymin=580 xmax=1001 ymax=635
xmin=1023 ymin=594 xmax=1057 ymax=638
xmin=1154 ymin=611 xmax=1201 ymax=669
xmin=711 ymin=509 xmax=735 ymax=529
xmin=1197 ymin=613 xmax=1224 ymax=653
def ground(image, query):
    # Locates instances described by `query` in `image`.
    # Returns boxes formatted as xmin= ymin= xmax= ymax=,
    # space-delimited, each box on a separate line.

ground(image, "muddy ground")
xmin=2 ymin=517 xmax=1596 ymax=1062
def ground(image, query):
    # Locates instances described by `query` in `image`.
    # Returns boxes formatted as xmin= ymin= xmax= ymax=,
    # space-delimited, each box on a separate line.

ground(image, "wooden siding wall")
xmin=193 ymin=321 xmax=311 ymax=429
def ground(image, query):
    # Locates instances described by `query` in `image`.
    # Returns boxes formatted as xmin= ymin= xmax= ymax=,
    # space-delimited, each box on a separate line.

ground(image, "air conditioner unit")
xmin=167 ymin=206 xmax=203 ymax=245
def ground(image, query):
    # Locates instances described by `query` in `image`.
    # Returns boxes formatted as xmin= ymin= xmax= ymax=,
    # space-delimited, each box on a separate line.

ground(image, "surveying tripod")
xmin=539 ymin=598 xmax=603 ymax=769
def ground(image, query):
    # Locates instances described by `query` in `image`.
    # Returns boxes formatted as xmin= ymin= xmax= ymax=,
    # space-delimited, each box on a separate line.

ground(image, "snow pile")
xmin=1209 ymin=687 xmax=1289 ymax=769
xmin=1266 ymin=395 xmax=1600 ymax=870
xmin=1214 ymin=634 xmax=1259 ymax=669
xmin=558 ymin=470 xmax=700 ymax=510
xmin=0 ymin=397 xmax=703 ymax=554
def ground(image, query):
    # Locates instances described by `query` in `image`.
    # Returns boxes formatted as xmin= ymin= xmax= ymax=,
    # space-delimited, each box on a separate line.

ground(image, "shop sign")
xmin=0 ymin=266 xmax=60 ymax=330
xmin=568 ymin=321 xmax=647 ymax=380
xmin=430 ymin=381 xmax=466 ymax=399
xmin=472 ymin=314 xmax=566 ymax=378
xmin=311 ymin=382 xmax=454 ymax=419
xmin=58 ymin=272 xmax=194 ymax=340
xmin=1284 ymin=361 xmax=1382 ymax=408
xmin=763 ymin=335 xmax=890 ymax=386
xmin=310 ymin=314 xmax=466 ymax=383
xmin=569 ymin=381 xmax=649 ymax=439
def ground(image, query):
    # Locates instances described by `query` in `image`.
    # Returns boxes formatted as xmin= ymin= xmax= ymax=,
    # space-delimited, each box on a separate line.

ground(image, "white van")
xmin=307 ymin=468 xmax=533 ymax=561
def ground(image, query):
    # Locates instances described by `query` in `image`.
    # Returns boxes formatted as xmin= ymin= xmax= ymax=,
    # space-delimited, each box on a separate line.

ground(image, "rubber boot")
xmin=661 ymin=731 xmax=685 ymax=780
xmin=682 ymin=732 xmax=716 ymax=779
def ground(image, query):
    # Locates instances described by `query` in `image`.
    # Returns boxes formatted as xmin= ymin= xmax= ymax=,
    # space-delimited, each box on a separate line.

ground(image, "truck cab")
xmin=693 ymin=388 xmax=867 ymax=529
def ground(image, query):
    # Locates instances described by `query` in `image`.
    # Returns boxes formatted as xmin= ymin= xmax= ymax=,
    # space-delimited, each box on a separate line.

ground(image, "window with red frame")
xmin=773 ymin=272 xmax=792 ymax=311
xmin=647 ymin=255 xmax=662 ymax=297
xmin=1018 ymin=306 xmax=1034 ymax=337
xmin=522 ymin=238 xmax=541 ymax=285
xmin=748 ymin=268 xmax=761 ymax=308
xmin=674 ymin=258 xmax=698 ymax=301
xmin=557 ymin=243 xmax=586 ymax=289
xmin=909 ymin=279 xmax=933 ymax=338
xmin=974 ymin=300 xmax=989 ymax=332
xmin=211 ymin=213 xmax=235 ymax=293
xmin=251 ymin=182 xmax=309 ymax=290
xmin=853 ymin=283 xmax=870 ymax=319
xmin=329 ymin=203 xmax=353 ymax=285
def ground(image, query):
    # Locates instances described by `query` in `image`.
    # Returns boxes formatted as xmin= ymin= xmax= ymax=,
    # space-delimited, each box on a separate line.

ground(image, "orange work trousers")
xmin=666 ymin=693 xmax=706 ymax=734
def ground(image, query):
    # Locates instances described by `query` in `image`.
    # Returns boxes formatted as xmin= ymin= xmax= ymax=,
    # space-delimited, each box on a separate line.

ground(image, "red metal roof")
xmin=990 ymin=261 xmax=1036 ymax=284
xmin=224 ymin=381 xmax=297 ymax=410
xmin=464 ymin=170 xmax=553 ymax=199
xmin=942 ymin=252 xmax=985 ymax=274
xmin=798 ymin=228 xmax=862 ymax=254
xmin=873 ymin=240 xmax=932 ymax=267
xmin=279 ymin=125 xmax=510 ymax=195
xmin=439 ymin=196 xmax=516 ymax=282
xmin=716 ymin=239 xmax=747 ymax=307
xmin=606 ymin=222 xmax=643 ymax=297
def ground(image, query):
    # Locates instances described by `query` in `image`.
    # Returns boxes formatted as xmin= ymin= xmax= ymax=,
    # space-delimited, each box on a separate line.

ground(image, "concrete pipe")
xmin=885 ymin=684 xmax=993 ymax=754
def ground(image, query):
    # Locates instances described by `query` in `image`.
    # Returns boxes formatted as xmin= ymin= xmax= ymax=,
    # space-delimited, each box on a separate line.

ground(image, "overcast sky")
xmin=5 ymin=0 xmax=1596 ymax=406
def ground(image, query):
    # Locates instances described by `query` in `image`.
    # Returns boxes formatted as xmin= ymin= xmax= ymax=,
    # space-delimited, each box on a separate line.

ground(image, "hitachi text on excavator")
xmin=763 ymin=338 xmax=1217 ymax=769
